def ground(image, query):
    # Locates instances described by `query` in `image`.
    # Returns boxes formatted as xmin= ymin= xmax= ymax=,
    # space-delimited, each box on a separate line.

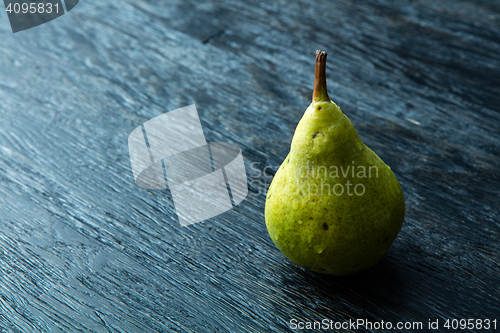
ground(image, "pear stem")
xmin=312 ymin=50 xmax=330 ymax=103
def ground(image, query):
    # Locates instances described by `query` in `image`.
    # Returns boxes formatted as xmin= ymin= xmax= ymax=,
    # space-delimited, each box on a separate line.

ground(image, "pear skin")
xmin=265 ymin=51 xmax=405 ymax=276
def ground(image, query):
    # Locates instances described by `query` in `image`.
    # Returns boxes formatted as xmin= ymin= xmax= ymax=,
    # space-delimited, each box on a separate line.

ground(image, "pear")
xmin=265 ymin=51 xmax=405 ymax=276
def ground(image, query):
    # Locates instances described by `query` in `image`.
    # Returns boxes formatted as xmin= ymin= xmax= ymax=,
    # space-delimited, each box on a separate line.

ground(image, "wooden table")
xmin=0 ymin=0 xmax=499 ymax=331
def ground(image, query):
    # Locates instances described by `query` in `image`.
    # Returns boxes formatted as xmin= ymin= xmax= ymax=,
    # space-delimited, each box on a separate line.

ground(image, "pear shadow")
xmin=274 ymin=255 xmax=411 ymax=321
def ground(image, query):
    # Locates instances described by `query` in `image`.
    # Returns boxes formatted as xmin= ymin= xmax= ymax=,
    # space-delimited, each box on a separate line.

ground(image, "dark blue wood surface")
xmin=0 ymin=0 xmax=499 ymax=332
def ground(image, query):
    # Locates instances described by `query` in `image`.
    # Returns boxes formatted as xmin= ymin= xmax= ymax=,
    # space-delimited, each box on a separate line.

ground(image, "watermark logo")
xmin=128 ymin=105 xmax=248 ymax=227
xmin=4 ymin=0 xmax=79 ymax=33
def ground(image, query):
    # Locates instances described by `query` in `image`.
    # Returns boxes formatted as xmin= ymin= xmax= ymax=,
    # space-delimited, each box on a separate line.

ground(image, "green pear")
xmin=265 ymin=51 xmax=405 ymax=276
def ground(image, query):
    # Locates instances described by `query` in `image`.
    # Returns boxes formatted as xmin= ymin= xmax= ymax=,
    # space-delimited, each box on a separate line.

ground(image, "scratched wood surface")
xmin=0 ymin=0 xmax=499 ymax=332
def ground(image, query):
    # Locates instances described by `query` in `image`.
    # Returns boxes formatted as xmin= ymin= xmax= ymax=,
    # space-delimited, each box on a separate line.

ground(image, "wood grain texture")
xmin=0 ymin=0 xmax=499 ymax=332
